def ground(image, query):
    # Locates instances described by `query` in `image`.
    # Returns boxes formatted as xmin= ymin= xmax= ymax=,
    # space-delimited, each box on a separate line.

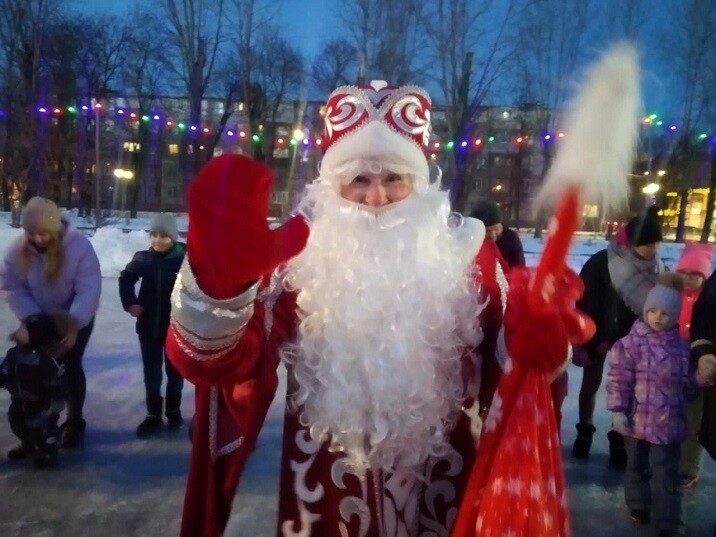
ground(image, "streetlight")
xmin=94 ymin=101 xmax=102 ymax=226
xmin=113 ymin=168 xmax=135 ymax=212
xmin=642 ymin=182 xmax=660 ymax=195
xmin=113 ymin=168 xmax=134 ymax=180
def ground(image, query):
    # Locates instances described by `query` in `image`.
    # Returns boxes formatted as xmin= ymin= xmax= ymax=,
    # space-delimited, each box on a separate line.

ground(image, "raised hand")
xmin=186 ymin=155 xmax=309 ymax=299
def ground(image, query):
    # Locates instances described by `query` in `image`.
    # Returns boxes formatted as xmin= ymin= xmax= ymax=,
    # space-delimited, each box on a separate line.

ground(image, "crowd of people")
xmin=0 ymin=79 xmax=715 ymax=537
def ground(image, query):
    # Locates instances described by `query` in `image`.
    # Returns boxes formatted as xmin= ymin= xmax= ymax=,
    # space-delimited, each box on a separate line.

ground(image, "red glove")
xmin=186 ymin=154 xmax=309 ymax=299
xmin=504 ymin=266 xmax=595 ymax=374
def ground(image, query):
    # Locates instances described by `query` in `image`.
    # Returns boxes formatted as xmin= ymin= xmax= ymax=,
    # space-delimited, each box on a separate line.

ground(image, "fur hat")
xmin=150 ymin=213 xmax=178 ymax=242
xmin=625 ymin=205 xmax=662 ymax=246
xmin=21 ymin=196 xmax=62 ymax=233
xmin=319 ymin=80 xmax=432 ymax=193
xmin=643 ymin=272 xmax=683 ymax=329
xmin=676 ymin=242 xmax=714 ymax=278
xmin=469 ymin=199 xmax=502 ymax=227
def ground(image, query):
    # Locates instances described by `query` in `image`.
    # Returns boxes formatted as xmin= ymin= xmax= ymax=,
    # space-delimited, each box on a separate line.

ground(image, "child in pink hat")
xmin=675 ymin=242 xmax=715 ymax=488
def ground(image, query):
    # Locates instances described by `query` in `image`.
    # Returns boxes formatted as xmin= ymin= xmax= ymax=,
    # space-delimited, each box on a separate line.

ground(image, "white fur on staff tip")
xmin=534 ymin=42 xmax=641 ymax=213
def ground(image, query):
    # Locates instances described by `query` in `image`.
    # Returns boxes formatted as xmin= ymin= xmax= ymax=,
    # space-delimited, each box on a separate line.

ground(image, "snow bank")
xmin=0 ymin=211 xmax=709 ymax=278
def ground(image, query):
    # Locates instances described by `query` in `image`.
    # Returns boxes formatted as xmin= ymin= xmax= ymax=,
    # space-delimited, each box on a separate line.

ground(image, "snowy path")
xmin=0 ymin=280 xmax=714 ymax=536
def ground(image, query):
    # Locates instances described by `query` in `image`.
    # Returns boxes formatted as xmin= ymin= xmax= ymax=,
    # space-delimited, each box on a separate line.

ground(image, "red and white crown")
xmin=320 ymin=81 xmax=432 ymax=191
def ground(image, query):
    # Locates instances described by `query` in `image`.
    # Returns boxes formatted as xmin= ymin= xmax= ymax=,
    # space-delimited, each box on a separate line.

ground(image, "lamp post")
xmin=113 ymin=168 xmax=135 ymax=214
xmin=94 ymin=102 xmax=103 ymax=227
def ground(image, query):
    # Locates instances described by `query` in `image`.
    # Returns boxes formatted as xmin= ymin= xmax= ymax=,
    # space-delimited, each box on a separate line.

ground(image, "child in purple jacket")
xmin=606 ymin=273 xmax=711 ymax=537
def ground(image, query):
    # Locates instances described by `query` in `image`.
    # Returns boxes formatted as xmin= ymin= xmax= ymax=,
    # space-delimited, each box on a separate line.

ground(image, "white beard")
xmin=281 ymin=183 xmax=484 ymax=473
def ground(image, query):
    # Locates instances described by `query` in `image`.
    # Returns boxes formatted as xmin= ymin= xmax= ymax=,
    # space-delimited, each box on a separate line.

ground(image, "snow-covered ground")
xmin=0 ymin=212 xmax=714 ymax=536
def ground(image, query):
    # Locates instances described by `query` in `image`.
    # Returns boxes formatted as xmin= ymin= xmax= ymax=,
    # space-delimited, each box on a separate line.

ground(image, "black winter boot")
xmin=60 ymin=418 xmax=86 ymax=449
xmin=137 ymin=396 xmax=163 ymax=438
xmin=33 ymin=438 xmax=59 ymax=469
xmin=572 ymin=423 xmax=596 ymax=458
xmin=608 ymin=430 xmax=627 ymax=470
xmin=8 ymin=442 xmax=34 ymax=460
xmin=165 ymin=393 xmax=184 ymax=430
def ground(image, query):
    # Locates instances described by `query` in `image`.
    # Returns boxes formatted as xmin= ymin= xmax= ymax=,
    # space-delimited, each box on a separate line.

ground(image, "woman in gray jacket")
xmin=0 ymin=197 xmax=101 ymax=449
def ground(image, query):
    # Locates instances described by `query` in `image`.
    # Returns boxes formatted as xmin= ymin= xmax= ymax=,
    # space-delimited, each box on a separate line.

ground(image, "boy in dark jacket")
xmin=0 ymin=312 xmax=72 ymax=468
xmin=119 ymin=214 xmax=186 ymax=437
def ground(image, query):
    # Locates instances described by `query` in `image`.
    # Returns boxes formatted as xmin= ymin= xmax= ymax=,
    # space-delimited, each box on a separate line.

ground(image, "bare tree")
xmin=340 ymin=0 xmax=426 ymax=83
xmin=600 ymin=0 xmax=650 ymax=41
xmin=511 ymin=0 xmax=594 ymax=235
xmin=419 ymin=0 xmax=518 ymax=211
xmin=120 ymin=7 xmax=173 ymax=216
xmin=253 ymin=32 xmax=304 ymax=164
xmin=71 ymin=15 xmax=130 ymax=223
xmin=699 ymin=7 xmax=716 ymax=242
xmin=311 ymin=38 xmax=359 ymax=94
xmin=227 ymin=0 xmax=286 ymax=161
xmin=657 ymin=0 xmax=714 ymax=242
xmin=162 ymin=0 xmax=226 ymax=187
xmin=0 ymin=0 xmax=61 ymax=205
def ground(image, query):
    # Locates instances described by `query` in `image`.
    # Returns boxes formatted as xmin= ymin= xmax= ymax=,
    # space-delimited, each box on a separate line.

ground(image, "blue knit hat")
xmin=643 ymin=273 xmax=683 ymax=329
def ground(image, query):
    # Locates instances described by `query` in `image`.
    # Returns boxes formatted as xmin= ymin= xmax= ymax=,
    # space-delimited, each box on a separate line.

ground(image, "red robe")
xmin=166 ymin=241 xmax=505 ymax=537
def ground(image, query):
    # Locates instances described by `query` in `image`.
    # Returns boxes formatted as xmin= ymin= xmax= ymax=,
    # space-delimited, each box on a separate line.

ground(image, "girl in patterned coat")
xmin=606 ymin=273 xmax=712 ymax=537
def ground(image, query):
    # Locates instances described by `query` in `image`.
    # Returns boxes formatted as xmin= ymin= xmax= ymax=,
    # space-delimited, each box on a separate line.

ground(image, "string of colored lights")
xmin=3 ymin=103 xmax=713 ymax=151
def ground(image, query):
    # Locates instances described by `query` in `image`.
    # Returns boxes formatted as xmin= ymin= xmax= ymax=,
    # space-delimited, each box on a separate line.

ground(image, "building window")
xmin=168 ymin=144 xmax=179 ymax=155
xmin=272 ymin=191 xmax=288 ymax=204
xmin=123 ymin=142 xmax=140 ymax=152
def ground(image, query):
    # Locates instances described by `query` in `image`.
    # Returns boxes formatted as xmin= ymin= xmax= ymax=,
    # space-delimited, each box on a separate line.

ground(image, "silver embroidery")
xmin=208 ymin=386 xmax=244 ymax=460
xmin=258 ymin=267 xmax=285 ymax=340
xmin=170 ymin=327 xmax=237 ymax=362
xmin=283 ymin=429 xmax=325 ymax=536
xmin=170 ymin=257 xmax=257 ymax=346
xmin=338 ymin=496 xmax=371 ymax=537
xmin=383 ymin=468 xmax=421 ymax=537
xmin=495 ymin=259 xmax=509 ymax=314
xmin=419 ymin=450 xmax=463 ymax=537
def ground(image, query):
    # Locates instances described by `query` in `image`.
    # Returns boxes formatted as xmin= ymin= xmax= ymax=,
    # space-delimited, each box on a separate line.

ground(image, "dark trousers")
xmin=63 ymin=319 xmax=94 ymax=423
xmin=624 ymin=437 xmax=684 ymax=533
xmin=139 ymin=333 xmax=184 ymax=412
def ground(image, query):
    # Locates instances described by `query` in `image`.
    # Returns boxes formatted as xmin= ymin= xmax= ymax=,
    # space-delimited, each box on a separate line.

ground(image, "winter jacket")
xmin=679 ymin=288 xmax=700 ymax=341
xmin=0 ymin=220 xmax=101 ymax=328
xmin=119 ymin=242 xmax=186 ymax=338
xmin=576 ymin=249 xmax=638 ymax=361
xmin=0 ymin=344 xmax=65 ymax=408
xmin=690 ymin=270 xmax=716 ymax=458
xmin=495 ymin=226 xmax=525 ymax=268
xmin=606 ymin=320 xmax=694 ymax=445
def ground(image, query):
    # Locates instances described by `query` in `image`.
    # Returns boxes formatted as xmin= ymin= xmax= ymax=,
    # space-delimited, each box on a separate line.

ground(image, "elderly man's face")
xmin=339 ymin=171 xmax=412 ymax=207
xmin=485 ymin=223 xmax=503 ymax=242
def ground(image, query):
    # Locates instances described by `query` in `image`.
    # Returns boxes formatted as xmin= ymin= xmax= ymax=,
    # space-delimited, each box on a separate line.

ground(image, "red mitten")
xmin=504 ymin=267 xmax=595 ymax=373
xmin=186 ymin=154 xmax=309 ymax=299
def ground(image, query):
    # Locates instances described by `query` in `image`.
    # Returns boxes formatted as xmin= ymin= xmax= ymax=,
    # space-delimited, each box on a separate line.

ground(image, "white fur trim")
xmin=320 ymin=121 xmax=429 ymax=193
